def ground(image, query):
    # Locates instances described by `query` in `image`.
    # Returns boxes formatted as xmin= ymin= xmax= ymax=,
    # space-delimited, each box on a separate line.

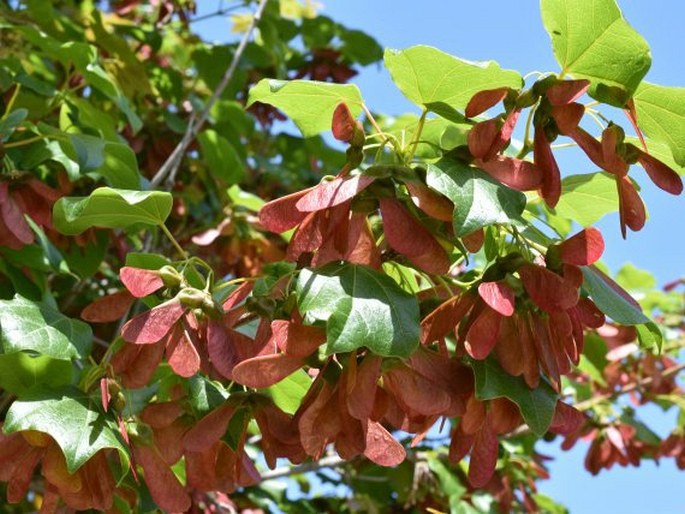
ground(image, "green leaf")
xmin=267 ymin=370 xmax=311 ymax=415
xmin=197 ymin=129 xmax=245 ymax=184
xmin=185 ymin=376 xmax=229 ymax=417
xmin=541 ymin=0 xmax=651 ymax=105
xmin=0 ymin=294 xmax=92 ymax=360
xmin=227 ymin=185 xmax=265 ymax=211
xmin=635 ymin=322 xmax=662 ymax=352
xmin=0 ymin=353 xmax=74 ymax=396
xmin=340 ymin=29 xmax=383 ymax=66
xmin=4 ymin=387 xmax=130 ymax=473
xmin=427 ymin=158 xmax=526 ymax=236
xmin=0 ymin=108 xmax=28 ymax=141
xmin=297 ymin=263 xmax=420 ymax=358
xmin=53 ymin=187 xmax=172 ymax=235
xmin=581 ymin=266 xmax=651 ymax=324
xmin=553 ymin=172 xmax=618 ymax=226
xmin=615 ymin=263 xmax=656 ymax=292
xmin=66 ymin=135 xmax=142 ymax=188
xmin=426 ymin=456 xmax=466 ymax=499
xmin=384 ymin=45 xmax=522 ymax=111
xmin=246 ymin=79 xmax=363 ymax=137
xmin=633 ymin=82 xmax=685 ymax=166
xmin=471 ymin=358 xmax=558 ymax=436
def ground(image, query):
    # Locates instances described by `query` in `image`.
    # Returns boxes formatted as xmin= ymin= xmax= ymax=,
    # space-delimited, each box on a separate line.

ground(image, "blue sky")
xmin=196 ymin=1 xmax=685 ymax=512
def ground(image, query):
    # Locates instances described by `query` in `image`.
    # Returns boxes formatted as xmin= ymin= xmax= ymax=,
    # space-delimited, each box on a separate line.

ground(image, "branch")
xmin=150 ymin=0 xmax=269 ymax=188
xmin=189 ymin=2 xmax=244 ymax=24
xmin=259 ymin=455 xmax=346 ymax=481
xmin=574 ymin=360 xmax=685 ymax=411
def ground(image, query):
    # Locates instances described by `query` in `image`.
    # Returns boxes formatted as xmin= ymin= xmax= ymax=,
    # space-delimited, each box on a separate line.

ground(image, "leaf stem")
xmin=407 ymin=107 xmax=428 ymax=162
xmin=3 ymin=135 xmax=48 ymax=149
xmin=159 ymin=224 xmax=189 ymax=259
xmin=2 ymin=83 xmax=21 ymax=120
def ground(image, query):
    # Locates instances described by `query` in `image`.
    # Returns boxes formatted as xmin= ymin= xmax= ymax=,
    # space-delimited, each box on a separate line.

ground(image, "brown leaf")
xmin=557 ymin=227 xmax=605 ymax=266
xmin=81 ymin=290 xmax=134 ymax=323
xmin=380 ymin=197 xmax=450 ymax=274
xmin=534 ymin=128 xmax=562 ymax=208
xmin=363 ymin=420 xmax=406 ymax=466
xmin=465 ymin=87 xmax=509 ymax=118
xmin=270 ymin=320 xmax=325 ymax=358
xmin=232 ymin=353 xmax=305 ymax=389
xmin=545 ymin=79 xmax=590 ymax=106
xmin=119 ymin=266 xmax=164 ymax=298
xmin=477 ymin=156 xmax=543 ymax=191
xmin=133 ymin=444 xmax=190 ymax=513
xmin=258 ymin=188 xmax=311 ymax=233
xmin=183 ymin=404 xmax=235 ymax=453
xmin=296 ymin=175 xmax=375 ymax=212
xmin=120 ymin=300 xmax=185 ymax=344
xmin=478 ymin=281 xmax=515 ymax=316
xmin=467 ymin=414 xmax=499 ymax=488
xmin=519 ymin=264 xmax=579 ymax=312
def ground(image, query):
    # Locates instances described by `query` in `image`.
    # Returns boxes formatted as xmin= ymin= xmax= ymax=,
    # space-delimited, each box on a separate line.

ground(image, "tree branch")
xmin=260 ymin=454 xmax=346 ymax=481
xmin=150 ymin=0 xmax=269 ymax=189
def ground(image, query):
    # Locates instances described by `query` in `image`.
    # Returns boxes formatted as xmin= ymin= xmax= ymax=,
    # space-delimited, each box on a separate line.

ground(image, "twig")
xmin=189 ymin=2 xmax=245 ymax=24
xmin=149 ymin=0 xmax=269 ymax=188
xmin=574 ymin=360 xmax=685 ymax=411
xmin=260 ymin=454 xmax=346 ymax=481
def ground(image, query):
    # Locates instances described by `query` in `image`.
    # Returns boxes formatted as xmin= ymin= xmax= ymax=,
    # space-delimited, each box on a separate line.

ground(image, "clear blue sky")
xmin=196 ymin=2 xmax=685 ymax=512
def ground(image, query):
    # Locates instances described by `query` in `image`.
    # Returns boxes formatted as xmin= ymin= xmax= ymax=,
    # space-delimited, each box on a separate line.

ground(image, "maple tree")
xmin=0 ymin=0 xmax=684 ymax=512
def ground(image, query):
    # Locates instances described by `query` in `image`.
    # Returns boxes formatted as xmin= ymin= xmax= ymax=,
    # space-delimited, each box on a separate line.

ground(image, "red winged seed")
xmin=347 ymin=355 xmax=382 ymax=421
xmin=623 ymin=99 xmax=647 ymax=150
xmin=379 ymin=197 xmax=450 ymax=275
xmin=601 ymin=126 xmax=629 ymax=176
xmin=271 ymin=319 xmax=326 ymax=357
xmin=231 ymin=353 xmax=306 ymax=389
xmin=119 ymin=266 xmax=164 ymax=298
xmin=550 ymin=401 xmax=586 ymax=435
xmin=404 ymin=181 xmax=454 ymax=222
xmin=133 ymin=445 xmax=191 ymax=513
xmin=296 ymin=175 xmax=375 ymax=212
xmin=449 ymin=428 xmax=475 ymax=464
xmin=519 ymin=264 xmax=579 ymax=313
xmin=468 ymin=118 xmax=500 ymax=159
xmin=0 ymin=184 xmax=33 ymax=245
xmin=165 ymin=326 xmax=201 ymax=377
xmin=298 ymin=380 xmax=337 ymax=458
xmin=562 ymin=263 xmax=584 ymax=289
xmin=140 ymin=402 xmax=185 ymax=429
xmin=120 ymin=300 xmax=185 ymax=344
xmin=464 ymin=305 xmax=502 ymax=360
xmin=258 ymin=188 xmax=311 ymax=233
xmin=636 ymin=150 xmax=684 ymax=195
xmin=81 ymin=290 xmax=135 ymax=323
xmin=468 ymin=413 xmax=499 ymax=488
xmin=363 ymin=420 xmax=406 ymax=467
xmin=332 ymin=102 xmax=357 ymax=142
xmin=207 ymin=321 xmax=239 ymax=379
xmin=495 ymin=316 xmax=525 ymax=377
xmin=518 ymin=314 xmax=541 ymax=389
xmin=550 ymin=103 xmax=585 ymax=135
xmin=545 ymin=79 xmax=590 ymax=106
xmin=461 ymin=396 xmax=487 ymax=435
xmin=462 ymin=228 xmax=485 ymax=253
xmin=477 ymin=156 xmax=543 ymax=191
xmin=183 ymin=404 xmax=235 ymax=453
xmin=111 ymin=341 xmax=165 ymax=389
xmin=575 ymin=297 xmax=605 ymax=328
xmin=421 ymin=293 xmax=475 ymax=345
xmin=489 ymin=398 xmax=523 ymax=434
xmin=557 ymin=227 xmax=605 ymax=266
xmin=384 ymin=365 xmax=452 ymax=416
xmin=222 ymin=281 xmax=254 ymax=311
xmin=465 ymin=87 xmax=510 ymax=118
xmin=285 ymin=210 xmax=326 ymax=261
xmin=616 ymin=175 xmax=646 ymax=237
xmin=478 ymin=281 xmax=516 ymax=316
xmin=534 ymin=128 xmax=562 ymax=207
